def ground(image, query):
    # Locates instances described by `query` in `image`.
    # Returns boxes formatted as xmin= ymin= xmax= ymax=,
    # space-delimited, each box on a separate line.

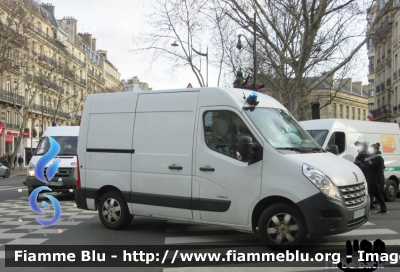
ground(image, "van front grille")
xmin=348 ymin=216 xmax=367 ymax=228
xmin=44 ymin=167 xmax=73 ymax=181
xmin=338 ymin=183 xmax=367 ymax=207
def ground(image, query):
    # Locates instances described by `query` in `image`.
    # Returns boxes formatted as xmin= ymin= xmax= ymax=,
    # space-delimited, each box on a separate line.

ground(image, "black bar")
xmin=130 ymin=192 xmax=191 ymax=209
xmin=199 ymin=167 xmax=215 ymax=172
xmin=86 ymin=148 xmax=135 ymax=154
xmin=169 ymin=165 xmax=183 ymax=170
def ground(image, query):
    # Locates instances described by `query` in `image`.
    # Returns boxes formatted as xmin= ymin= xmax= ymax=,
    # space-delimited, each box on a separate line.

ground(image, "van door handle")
xmin=169 ymin=164 xmax=183 ymax=170
xmin=200 ymin=166 xmax=215 ymax=172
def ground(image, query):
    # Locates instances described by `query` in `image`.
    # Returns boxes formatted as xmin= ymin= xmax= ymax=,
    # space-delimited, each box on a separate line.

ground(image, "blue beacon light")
xmin=246 ymin=92 xmax=259 ymax=106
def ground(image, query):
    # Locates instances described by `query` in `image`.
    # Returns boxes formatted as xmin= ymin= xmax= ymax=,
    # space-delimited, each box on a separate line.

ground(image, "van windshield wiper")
xmin=276 ymin=147 xmax=321 ymax=153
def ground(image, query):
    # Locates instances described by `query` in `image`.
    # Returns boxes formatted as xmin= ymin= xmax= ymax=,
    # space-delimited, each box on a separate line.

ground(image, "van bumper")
xmin=297 ymin=192 xmax=370 ymax=238
xmin=25 ymin=176 xmax=76 ymax=192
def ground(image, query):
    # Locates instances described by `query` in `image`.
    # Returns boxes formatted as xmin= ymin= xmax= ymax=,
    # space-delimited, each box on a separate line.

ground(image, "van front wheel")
xmin=258 ymin=203 xmax=307 ymax=248
xmin=98 ymin=191 xmax=133 ymax=230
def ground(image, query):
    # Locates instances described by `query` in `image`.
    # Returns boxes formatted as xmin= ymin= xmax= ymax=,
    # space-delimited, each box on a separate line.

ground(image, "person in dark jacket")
xmin=354 ymin=141 xmax=368 ymax=177
xmin=365 ymin=143 xmax=387 ymax=214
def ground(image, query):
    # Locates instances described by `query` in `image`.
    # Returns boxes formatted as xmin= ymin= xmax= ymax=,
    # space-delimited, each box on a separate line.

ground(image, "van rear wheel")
xmin=258 ymin=203 xmax=307 ymax=249
xmin=98 ymin=191 xmax=133 ymax=230
xmin=384 ymin=180 xmax=398 ymax=202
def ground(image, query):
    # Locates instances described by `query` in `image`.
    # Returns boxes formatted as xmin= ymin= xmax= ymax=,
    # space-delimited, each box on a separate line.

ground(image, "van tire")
xmin=384 ymin=180 xmax=398 ymax=202
xmin=258 ymin=203 xmax=307 ymax=249
xmin=98 ymin=191 xmax=133 ymax=230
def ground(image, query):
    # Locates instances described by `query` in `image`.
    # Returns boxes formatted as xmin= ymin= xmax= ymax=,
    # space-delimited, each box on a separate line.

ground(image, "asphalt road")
xmin=1 ymin=175 xmax=400 ymax=272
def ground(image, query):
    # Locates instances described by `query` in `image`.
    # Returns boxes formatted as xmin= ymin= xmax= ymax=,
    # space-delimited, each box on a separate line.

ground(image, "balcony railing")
xmin=375 ymin=18 xmax=392 ymax=38
xmin=381 ymin=82 xmax=385 ymax=91
xmin=25 ymin=23 xmax=66 ymax=52
xmin=387 ymin=77 xmax=391 ymax=87
xmin=0 ymin=90 xmax=25 ymax=105
xmin=376 ymin=86 xmax=380 ymax=93
xmin=394 ymin=72 xmax=398 ymax=80
xmin=105 ymin=71 xmax=120 ymax=83
xmin=372 ymin=104 xmax=392 ymax=119
xmin=38 ymin=54 xmax=57 ymax=68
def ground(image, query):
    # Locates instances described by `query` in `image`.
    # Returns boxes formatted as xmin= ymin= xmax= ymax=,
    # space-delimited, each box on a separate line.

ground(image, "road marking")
xmin=0 ymin=233 xmax=28 ymax=239
xmin=7 ymin=238 xmax=48 ymax=245
xmin=33 ymin=229 xmax=66 ymax=234
xmin=0 ymin=187 xmax=26 ymax=191
xmin=334 ymin=228 xmax=397 ymax=236
xmin=166 ymin=234 xmax=259 ymax=244
xmin=363 ymin=222 xmax=374 ymax=225
xmin=166 ymin=224 xmax=232 ymax=233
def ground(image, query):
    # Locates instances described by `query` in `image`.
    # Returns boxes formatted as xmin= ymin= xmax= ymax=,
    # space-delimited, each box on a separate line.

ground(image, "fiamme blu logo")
xmin=28 ymin=136 xmax=62 ymax=227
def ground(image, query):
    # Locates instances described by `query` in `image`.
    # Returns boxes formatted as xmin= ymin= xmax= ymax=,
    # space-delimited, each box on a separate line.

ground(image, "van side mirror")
xmin=237 ymin=136 xmax=254 ymax=163
xmin=327 ymin=145 xmax=339 ymax=155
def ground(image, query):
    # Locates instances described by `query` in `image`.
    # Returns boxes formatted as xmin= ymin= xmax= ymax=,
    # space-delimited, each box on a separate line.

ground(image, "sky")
xmin=48 ymin=0 xmax=206 ymax=90
xmin=47 ymin=0 xmax=368 ymax=90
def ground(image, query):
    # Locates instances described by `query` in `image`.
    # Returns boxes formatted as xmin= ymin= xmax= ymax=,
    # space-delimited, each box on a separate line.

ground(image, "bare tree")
xmin=218 ymin=0 xmax=375 ymax=120
xmin=130 ymin=0 xmax=233 ymax=87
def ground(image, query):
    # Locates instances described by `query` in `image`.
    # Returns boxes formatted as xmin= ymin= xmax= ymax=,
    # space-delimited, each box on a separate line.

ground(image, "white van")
xmin=75 ymin=88 xmax=370 ymax=247
xmin=24 ymin=126 xmax=79 ymax=195
xmin=300 ymin=119 xmax=400 ymax=202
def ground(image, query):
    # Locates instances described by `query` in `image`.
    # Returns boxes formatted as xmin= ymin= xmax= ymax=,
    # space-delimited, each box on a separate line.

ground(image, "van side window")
xmin=327 ymin=132 xmax=346 ymax=154
xmin=203 ymin=111 xmax=257 ymax=159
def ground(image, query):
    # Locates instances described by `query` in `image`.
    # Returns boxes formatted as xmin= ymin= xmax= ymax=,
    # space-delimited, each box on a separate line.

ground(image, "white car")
xmin=0 ymin=163 xmax=10 ymax=178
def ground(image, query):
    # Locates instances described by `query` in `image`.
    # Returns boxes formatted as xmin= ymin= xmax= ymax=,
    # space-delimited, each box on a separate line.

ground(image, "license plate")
xmin=50 ymin=181 xmax=63 ymax=186
xmin=354 ymin=208 xmax=365 ymax=219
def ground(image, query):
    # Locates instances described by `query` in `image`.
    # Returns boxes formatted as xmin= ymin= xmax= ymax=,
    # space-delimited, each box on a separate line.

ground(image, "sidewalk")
xmin=9 ymin=168 xmax=27 ymax=178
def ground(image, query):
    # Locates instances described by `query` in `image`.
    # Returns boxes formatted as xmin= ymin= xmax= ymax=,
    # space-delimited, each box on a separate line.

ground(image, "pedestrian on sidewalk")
xmin=18 ymin=155 xmax=24 ymax=171
xmin=365 ymin=143 xmax=388 ymax=214
xmin=13 ymin=155 xmax=17 ymax=170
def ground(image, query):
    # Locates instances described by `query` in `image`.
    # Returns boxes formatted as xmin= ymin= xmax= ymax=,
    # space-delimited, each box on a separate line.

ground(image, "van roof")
xmin=42 ymin=126 xmax=80 ymax=137
xmin=87 ymin=87 xmax=287 ymax=112
xmin=300 ymin=119 xmax=400 ymax=134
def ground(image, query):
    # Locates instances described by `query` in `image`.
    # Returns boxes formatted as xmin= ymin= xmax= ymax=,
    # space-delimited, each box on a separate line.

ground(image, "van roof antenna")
xmin=242 ymin=91 xmax=246 ymax=100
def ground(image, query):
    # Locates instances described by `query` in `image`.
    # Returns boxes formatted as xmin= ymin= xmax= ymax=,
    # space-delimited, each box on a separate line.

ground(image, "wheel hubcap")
xmin=102 ymin=198 xmax=121 ymax=224
xmin=388 ymin=185 xmax=395 ymax=197
xmin=266 ymin=213 xmax=299 ymax=245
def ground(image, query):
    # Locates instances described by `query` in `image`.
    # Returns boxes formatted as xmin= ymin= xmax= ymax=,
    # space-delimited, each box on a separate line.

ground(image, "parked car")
xmin=300 ymin=119 xmax=400 ymax=202
xmin=0 ymin=163 xmax=10 ymax=178
xmin=75 ymin=87 xmax=370 ymax=248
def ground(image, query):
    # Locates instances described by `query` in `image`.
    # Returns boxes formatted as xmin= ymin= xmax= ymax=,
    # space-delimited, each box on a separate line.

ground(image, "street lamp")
xmin=171 ymin=41 xmax=208 ymax=87
xmin=236 ymin=12 xmax=257 ymax=91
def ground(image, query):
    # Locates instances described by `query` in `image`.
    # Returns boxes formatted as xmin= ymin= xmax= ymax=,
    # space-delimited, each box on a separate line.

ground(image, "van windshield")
xmin=35 ymin=136 xmax=78 ymax=155
xmin=306 ymin=130 xmax=329 ymax=146
xmin=244 ymin=108 xmax=322 ymax=153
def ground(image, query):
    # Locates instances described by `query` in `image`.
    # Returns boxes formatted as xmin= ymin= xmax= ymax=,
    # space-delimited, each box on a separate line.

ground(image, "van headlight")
xmin=302 ymin=164 xmax=341 ymax=200
xmin=28 ymin=163 xmax=35 ymax=176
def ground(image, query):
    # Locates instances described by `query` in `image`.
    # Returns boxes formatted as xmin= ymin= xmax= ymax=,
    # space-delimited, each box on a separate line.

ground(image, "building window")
xmin=369 ymin=57 xmax=375 ymax=74
xmin=14 ymin=112 xmax=18 ymax=125
xmin=340 ymin=104 xmax=343 ymax=118
xmin=368 ymin=103 xmax=374 ymax=110
xmin=369 ymin=80 xmax=374 ymax=97
xmin=352 ymin=107 xmax=355 ymax=119
xmin=363 ymin=109 xmax=366 ymax=120
xmin=346 ymin=106 xmax=349 ymax=119
xmin=6 ymin=111 xmax=11 ymax=124
xmin=378 ymin=99 xmax=380 ymax=107
xmin=333 ymin=103 xmax=337 ymax=118
xmin=6 ymin=77 xmax=10 ymax=92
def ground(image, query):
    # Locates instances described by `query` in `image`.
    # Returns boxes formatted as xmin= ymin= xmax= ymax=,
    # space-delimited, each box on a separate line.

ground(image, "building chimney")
xmin=41 ymin=3 xmax=55 ymax=16
xmin=98 ymin=50 xmax=107 ymax=59
xmin=92 ymin=38 xmax=97 ymax=51
xmin=78 ymin=33 xmax=92 ymax=48
xmin=58 ymin=16 xmax=77 ymax=43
